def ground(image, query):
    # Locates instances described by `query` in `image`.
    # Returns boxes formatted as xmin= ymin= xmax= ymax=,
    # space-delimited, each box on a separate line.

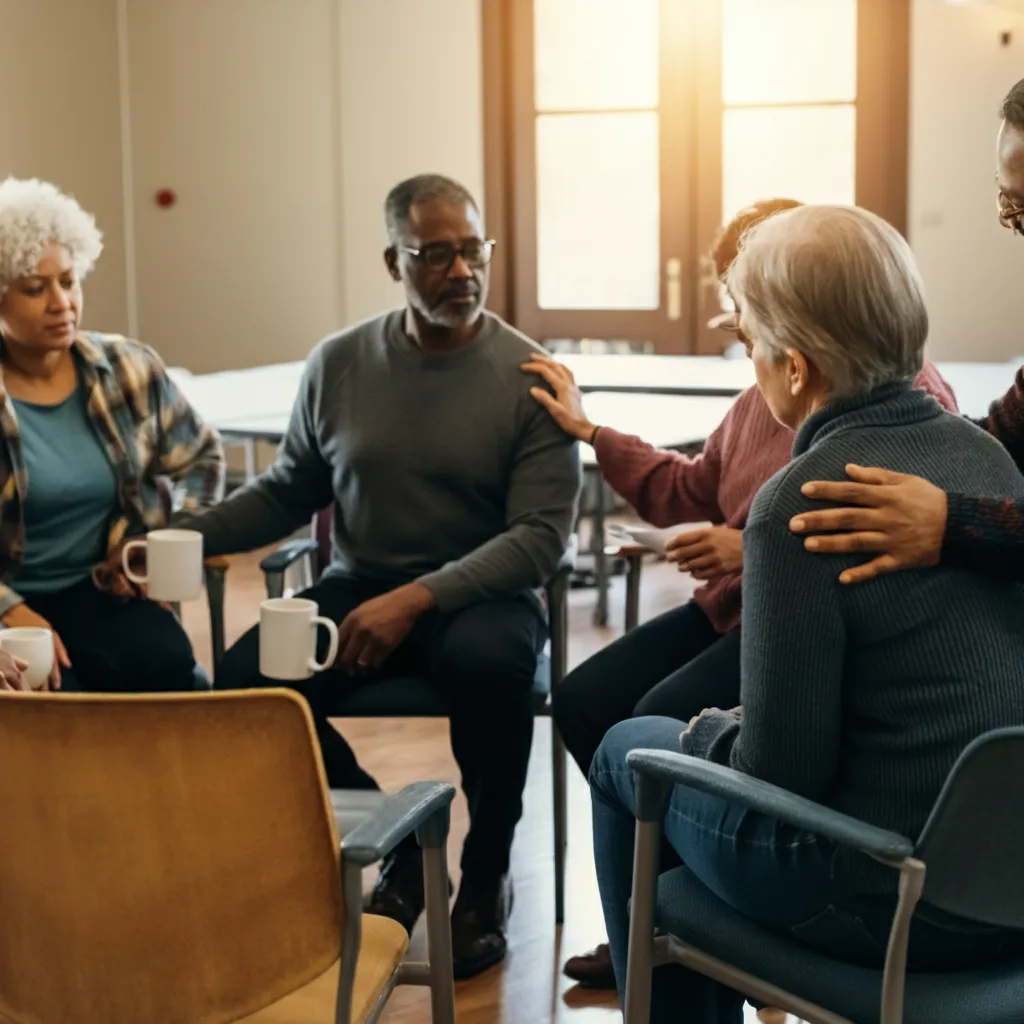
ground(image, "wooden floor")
xmin=180 ymin=552 xmax=771 ymax=1023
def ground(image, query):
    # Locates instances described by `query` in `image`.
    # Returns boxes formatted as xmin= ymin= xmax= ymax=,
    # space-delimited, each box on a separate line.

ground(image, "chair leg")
xmin=547 ymin=569 xmax=570 ymax=925
xmin=204 ymin=563 xmax=227 ymax=677
xmin=624 ymin=554 xmax=643 ymax=633
xmin=552 ymin=723 xmax=568 ymax=925
xmin=624 ymin=774 xmax=672 ymax=1024
xmin=418 ymin=808 xmax=456 ymax=1024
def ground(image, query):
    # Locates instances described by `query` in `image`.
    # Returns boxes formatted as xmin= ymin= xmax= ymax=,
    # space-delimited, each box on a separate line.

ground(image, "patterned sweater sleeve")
xmin=944 ymin=366 xmax=1024 ymax=578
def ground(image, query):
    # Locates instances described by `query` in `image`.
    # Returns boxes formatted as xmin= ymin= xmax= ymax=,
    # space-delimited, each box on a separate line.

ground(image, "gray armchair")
xmin=623 ymin=729 xmax=1024 ymax=1024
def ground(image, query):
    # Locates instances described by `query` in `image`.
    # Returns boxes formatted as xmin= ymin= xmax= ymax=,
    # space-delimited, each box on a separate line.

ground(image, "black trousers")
xmin=27 ymin=578 xmax=198 ymax=693
xmin=552 ymin=600 xmax=741 ymax=778
xmin=216 ymin=575 xmax=546 ymax=882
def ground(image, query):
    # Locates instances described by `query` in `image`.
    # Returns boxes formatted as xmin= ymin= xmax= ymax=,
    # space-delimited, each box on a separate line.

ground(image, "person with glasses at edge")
xmin=177 ymin=174 xmax=581 ymax=978
xmin=783 ymin=77 xmax=1024 ymax=585
xmin=521 ymin=198 xmax=958 ymax=993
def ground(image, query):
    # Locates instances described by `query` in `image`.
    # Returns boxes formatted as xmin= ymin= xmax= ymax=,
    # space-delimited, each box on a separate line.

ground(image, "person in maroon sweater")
xmin=521 ymin=199 xmax=959 ymax=990
xmin=788 ymin=78 xmax=1024 ymax=583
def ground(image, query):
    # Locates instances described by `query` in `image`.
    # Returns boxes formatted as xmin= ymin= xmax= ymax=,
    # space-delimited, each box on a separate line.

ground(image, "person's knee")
xmin=589 ymin=716 xmax=690 ymax=786
xmin=439 ymin=630 xmax=537 ymax=702
xmin=551 ymin=666 xmax=593 ymax=738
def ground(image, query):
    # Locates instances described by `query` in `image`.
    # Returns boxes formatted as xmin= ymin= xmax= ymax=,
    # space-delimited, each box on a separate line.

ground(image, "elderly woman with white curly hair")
xmin=589 ymin=204 xmax=1024 ymax=1022
xmin=0 ymin=177 xmax=224 ymax=692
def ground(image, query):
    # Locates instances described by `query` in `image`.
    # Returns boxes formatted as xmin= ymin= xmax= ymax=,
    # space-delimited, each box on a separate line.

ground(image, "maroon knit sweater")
xmin=593 ymin=361 xmax=959 ymax=633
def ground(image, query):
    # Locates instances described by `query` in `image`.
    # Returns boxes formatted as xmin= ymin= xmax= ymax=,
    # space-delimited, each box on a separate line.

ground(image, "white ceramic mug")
xmin=0 ymin=627 xmax=55 ymax=690
xmin=122 ymin=529 xmax=204 ymax=602
xmin=259 ymin=598 xmax=340 ymax=681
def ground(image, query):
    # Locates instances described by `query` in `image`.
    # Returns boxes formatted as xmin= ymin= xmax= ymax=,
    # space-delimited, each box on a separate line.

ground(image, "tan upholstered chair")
xmin=0 ymin=689 xmax=456 ymax=1024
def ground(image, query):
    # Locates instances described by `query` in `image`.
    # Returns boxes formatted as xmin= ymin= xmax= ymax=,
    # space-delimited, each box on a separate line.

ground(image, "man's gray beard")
xmin=412 ymin=294 xmax=485 ymax=329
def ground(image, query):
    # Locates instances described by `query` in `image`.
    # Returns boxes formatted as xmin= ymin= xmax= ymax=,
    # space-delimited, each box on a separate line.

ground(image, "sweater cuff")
xmin=415 ymin=567 xmax=475 ymax=614
xmin=0 ymin=585 xmax=25 ymax=619
xmin=941 ymin=492 xmax=981 ymax=568
xmin=680 ymin=708 xmax=741 ymax=763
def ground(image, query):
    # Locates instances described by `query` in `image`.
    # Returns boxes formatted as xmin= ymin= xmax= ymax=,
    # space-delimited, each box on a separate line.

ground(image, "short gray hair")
xmin=384 ymin=174 xmax=478 ymax=242
xmin=0 ymin=178 xmax=103 ymax=303
xmin=726 ymin=205 xmax=927 ymax=399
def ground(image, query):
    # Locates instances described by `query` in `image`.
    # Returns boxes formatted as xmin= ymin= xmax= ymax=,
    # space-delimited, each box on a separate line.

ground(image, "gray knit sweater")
xmin=683 ymin=382 xmax=1024 ymax=894
xmin=182 ymin=311 xmax=581 ymax=612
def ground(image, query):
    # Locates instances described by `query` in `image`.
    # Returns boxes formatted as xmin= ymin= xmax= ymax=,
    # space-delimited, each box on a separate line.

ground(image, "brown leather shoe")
xmin=562 ymin=942 xmax=616 ymax=989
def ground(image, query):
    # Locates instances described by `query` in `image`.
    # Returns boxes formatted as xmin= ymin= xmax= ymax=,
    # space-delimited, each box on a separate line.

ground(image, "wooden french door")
xmin=484 ymin=0 xmax=909 ymax=355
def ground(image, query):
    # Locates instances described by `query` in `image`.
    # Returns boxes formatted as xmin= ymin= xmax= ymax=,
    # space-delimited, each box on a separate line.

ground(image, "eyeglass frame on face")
xmin=707 ymin=309 xmax=752 ymax=348
xmin=997 ymin=190 xmax=1024 ymax=235
xmin=398 ymin=238 xmax=497 ymax=272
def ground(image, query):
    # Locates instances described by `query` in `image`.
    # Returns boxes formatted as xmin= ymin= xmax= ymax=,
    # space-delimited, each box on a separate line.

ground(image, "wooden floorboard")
xmin=180 ymin=552 xmax=772 ymax=1023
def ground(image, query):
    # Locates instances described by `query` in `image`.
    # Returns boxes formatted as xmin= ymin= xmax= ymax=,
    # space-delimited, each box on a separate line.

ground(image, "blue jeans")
xmin=591 ymin=717 xmax=1020 ymax=1024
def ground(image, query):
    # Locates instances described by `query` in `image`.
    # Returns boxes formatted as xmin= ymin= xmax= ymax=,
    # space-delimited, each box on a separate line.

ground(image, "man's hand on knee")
xmin=336 ymin=582 xmax=436 ymax=674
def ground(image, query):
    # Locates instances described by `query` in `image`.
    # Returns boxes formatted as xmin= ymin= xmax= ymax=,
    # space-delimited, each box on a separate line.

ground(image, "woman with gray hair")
xmin=0 ymin=178 xmax=224 ymax=691
xmin=589 ymin=205 xmax=1024 ymax=1022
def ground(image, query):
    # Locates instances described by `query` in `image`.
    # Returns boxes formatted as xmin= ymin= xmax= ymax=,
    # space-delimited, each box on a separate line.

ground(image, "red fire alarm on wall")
xmin=155 ymin=188 xmax=176 ymax=208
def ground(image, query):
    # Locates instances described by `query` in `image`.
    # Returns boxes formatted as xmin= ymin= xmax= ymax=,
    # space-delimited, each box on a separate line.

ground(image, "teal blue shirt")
xmin=11 ymin=385 xmax=118 ymax=595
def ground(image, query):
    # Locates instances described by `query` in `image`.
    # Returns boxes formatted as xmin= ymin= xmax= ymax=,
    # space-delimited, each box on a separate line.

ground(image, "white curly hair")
xmin=0 ymin=178 xmax=103 ymax=304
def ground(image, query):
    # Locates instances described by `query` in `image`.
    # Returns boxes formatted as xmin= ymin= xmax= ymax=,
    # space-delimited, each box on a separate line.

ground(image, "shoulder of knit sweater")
xmin=750 ymin=407 xmax=1024 ymax=531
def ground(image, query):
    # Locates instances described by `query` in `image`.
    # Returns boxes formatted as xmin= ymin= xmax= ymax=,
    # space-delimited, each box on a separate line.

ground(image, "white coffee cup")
xmin=0 ymin=627 xmax=55 ymax=690
xmin=122 ymin=529 xmax=204 ymax=602
xmin=259 ymin=598 xmax=340 ymax=681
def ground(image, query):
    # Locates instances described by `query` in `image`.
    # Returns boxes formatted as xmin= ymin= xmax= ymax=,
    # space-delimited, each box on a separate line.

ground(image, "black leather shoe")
xmin=364 ymin=843 xmax=426 ymax=936
xmin=451 ymin=874 xmax=514 ymax=980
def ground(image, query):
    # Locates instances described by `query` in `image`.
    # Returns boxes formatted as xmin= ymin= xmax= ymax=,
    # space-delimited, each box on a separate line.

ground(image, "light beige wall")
xmin=337 ymin=0 xmax=485 ymax=325
xmin=0 ymin=0 xmax=130 ymax=335
xmin=909 ymin=0 xmax=1024 ymax=361
xmin=125 ymin=0 xmax=342 ymax=372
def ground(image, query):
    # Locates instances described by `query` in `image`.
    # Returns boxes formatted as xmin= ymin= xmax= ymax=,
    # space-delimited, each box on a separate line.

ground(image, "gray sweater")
xmin=184 ymin=311 xmax=581 ymax=612
xmin=683 ymin=382 xmax=1024 ymax=893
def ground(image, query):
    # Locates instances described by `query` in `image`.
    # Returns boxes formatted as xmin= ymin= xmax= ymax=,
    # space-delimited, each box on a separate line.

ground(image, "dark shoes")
xmin=364 ymin=845 xmax=511 ymax=980
xmin=451 ymin=873 xmax=514 ymax=980
xmin=563 ymin=942 xmax=617 ymax=989
xmin=364 ymin=842 xmax=440 ymax=936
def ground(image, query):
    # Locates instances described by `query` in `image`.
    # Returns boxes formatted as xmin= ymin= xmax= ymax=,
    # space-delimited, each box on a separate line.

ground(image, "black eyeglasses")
xmin=997 ymin=191 xmax=1024 ymax=236
xmin=400 ymin=238 xmax=496 ymax=271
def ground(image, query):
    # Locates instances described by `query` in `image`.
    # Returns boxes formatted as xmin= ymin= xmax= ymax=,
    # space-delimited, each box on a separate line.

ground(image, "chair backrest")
xmin=313 ymin=505 xmax=333 ymax=577
xmin=0 ymin=690 xmax=343 ymax=1024
xmin=915 ymin=727 xmax=1024 ymax=928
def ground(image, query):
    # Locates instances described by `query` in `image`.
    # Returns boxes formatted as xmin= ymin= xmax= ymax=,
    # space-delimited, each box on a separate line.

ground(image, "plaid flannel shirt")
xmin=0 ymin=332 xmax=225 ymax=615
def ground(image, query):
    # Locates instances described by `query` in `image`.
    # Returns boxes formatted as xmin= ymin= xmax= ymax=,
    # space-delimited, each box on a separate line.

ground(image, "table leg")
xmin=592 ymin=477 xmax=608 ymax=627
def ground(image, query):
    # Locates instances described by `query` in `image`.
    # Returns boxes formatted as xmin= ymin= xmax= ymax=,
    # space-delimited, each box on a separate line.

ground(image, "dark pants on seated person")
xmin=593 ymin=716 xmax=1023 ymax=1024
xmin=26 ymin=578 xmax=198 ymax=693
xmin=215 ymin=574 xmax=546 ymax=882
xmin=554 ymin=599 xmax=741 ymax=778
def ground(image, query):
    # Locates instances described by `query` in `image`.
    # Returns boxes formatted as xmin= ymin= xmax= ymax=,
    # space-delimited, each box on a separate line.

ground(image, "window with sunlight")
xmin=721 ymin=0 xmax=857 ymax=220
xmin=533 ymin=0 xmax=661 ymax=311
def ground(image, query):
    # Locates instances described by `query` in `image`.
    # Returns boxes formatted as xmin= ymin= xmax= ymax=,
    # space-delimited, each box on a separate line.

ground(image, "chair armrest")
xmin=341 ymin=781 xmax=456 ymax=867
xmin=626 ymin=749 xmax=914 ymax=864
xmin=259 ymin=538 xmax=320 ymax=575
xmin=554 ymin=532 xmax=579 ymax=577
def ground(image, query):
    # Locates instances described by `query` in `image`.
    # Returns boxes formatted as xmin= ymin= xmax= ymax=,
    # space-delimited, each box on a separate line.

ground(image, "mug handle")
xmin=121 ymin=539 xmax=149 ymax=585
xmin=309 ymin=617 xmax=340 ymax=673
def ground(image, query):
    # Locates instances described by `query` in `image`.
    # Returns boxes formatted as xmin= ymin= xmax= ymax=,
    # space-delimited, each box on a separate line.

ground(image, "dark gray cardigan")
xmin=683 ymin=381 xmax=1024 ymax=894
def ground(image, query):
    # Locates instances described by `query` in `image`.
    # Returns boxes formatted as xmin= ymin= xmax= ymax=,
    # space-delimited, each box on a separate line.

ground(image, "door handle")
xmin=666 ymin=257 xmax=682 ymax=321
